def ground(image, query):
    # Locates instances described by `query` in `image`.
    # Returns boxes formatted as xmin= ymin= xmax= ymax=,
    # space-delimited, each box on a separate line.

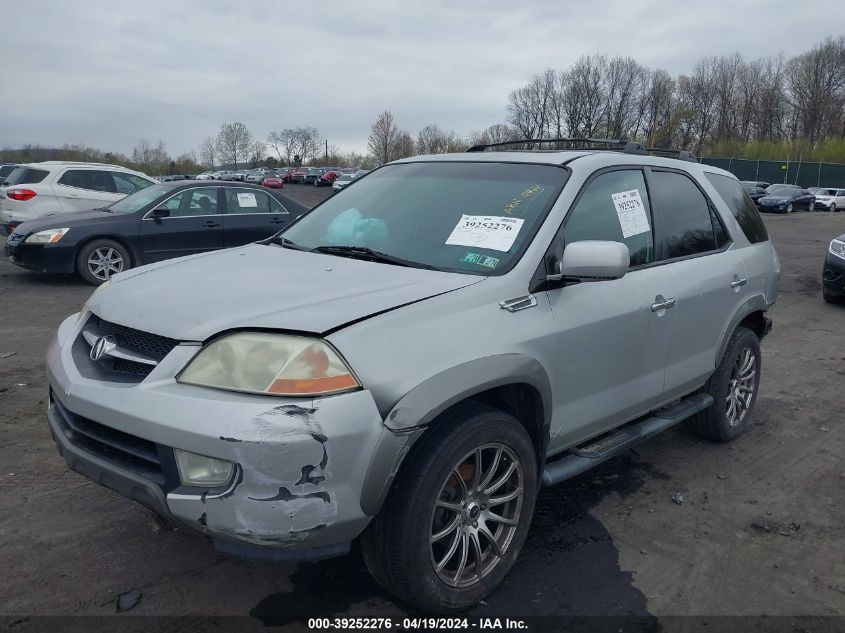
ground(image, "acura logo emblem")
xmin=90 ymin=335 xmax=117 ymax=362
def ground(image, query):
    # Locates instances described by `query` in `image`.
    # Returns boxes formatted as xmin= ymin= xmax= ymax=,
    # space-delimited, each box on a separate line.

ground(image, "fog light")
xmin=174 ymin=449 xmax=234 ymax=487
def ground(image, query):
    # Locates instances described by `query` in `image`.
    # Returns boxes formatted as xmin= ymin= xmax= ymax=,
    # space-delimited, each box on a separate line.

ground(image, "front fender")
xmin=359 ymin=355 xmax=553 ymax=515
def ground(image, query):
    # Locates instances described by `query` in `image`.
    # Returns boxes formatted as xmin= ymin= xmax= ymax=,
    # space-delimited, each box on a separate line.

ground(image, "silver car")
xmin=46 ymin=141 xmax=779 ymax=612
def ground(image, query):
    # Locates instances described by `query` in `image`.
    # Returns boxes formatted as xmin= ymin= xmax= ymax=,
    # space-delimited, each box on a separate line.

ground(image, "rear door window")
xmin=3 ymin=167 xmax=49 ymax=186
xmin=225 ymin=188 xmax=278 ymax=214
xmin=57 ymin=169 xmax=115 ymax=193
xmin=111 ymin=172 xmax=154 ymax=195
xmin=563 ymin=169 xmax=654 ymax=267
xmin=650 ymin=170 xmax=724 ymax=259
xmin=704 ymin=173 xmax=768 ymax=244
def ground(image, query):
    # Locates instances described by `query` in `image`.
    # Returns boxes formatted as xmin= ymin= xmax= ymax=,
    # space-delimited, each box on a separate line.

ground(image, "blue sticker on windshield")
xmin=462 ymin=252 xmax=498 ymax=269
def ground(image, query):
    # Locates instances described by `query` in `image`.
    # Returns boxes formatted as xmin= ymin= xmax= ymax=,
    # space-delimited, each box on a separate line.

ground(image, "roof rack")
xmin=465 ymin=137 xmax=697 ymax=162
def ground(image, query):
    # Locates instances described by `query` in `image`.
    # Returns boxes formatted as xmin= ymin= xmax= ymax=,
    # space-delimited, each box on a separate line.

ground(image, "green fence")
xmin=700 ymin=157 xmax=845 ymax=188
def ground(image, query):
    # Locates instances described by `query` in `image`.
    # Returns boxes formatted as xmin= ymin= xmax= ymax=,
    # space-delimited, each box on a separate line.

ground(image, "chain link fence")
xmin=700 ymin=157 xmax=845 ymax=188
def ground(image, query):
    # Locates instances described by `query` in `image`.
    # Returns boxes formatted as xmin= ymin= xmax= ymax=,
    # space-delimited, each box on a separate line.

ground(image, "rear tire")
xmin=687 ymin=326 xmax=761 ymax=442
xmin=76 ymin=239 xmax=131 ymax=286
xmin=823 ymin=289 xmax=842 ymax=304
xmin=361 ymin=403 xmax=537 ymax=613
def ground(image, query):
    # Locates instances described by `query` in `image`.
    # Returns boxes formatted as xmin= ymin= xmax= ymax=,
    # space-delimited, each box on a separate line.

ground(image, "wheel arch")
xmin=73 ymin=234 xmax=137 ymax=274
xmin=360 ymin=355 xmax=552 ymax=516
xmin=716 ymin=297 xmax=770 ymax=366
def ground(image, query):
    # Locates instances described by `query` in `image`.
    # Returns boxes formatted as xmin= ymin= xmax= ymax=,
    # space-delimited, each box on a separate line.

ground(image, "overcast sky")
xmin=3 ymin=0 xmax=844 ymax=157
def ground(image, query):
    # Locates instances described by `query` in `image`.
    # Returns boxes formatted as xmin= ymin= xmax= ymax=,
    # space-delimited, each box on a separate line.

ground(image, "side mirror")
xmin=549 ymin=240 xmax=630 ymax=282
xmin=150 ymin=207 xmax=170 ymax=219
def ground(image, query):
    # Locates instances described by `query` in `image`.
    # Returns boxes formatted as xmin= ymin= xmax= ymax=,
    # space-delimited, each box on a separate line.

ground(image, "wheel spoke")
xmin=489 ymin=485 xmax=522 ymax=506
xmin=430 ymin=515 xmax=460 ymax=543
xmin=436 ymin=499 xmax=462 ymax=512
xmin=469 ymin=448 xmax=482 ymax=492
xmin=478 ymin=447 xmax=502 ymax=491
xmin=453 ymin=531 xmax=469 ymax=583
xmin=484 ymin=509 xmax=517 ymax=526
xmin=483 ymin=461 xmax=516 ymax=496
xmin=478 ymin=523 xmax=502 ymax=556
xmin=434 ymin=529 xmax=462 ymax=572
xmin=469 ymin=531 xmax=483 ymax=577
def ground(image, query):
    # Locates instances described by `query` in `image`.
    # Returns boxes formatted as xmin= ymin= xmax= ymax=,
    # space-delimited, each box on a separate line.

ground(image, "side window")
xmin=704 ymin=173 xmax=768 ymax=244
xmin=57 ymin=169 xmax=114 ymax=193
xmin=111 ymin=172 xmax=153 ymax=195
xmin=651 ymin=171 xmax=720 ymax=259
xmin=225 ymin=189 xmax=273 ymax=214
xmin=563 ymin=169 xmax=654 ymax=267
xmin=160 ymin=188 xmax=219 ymax=218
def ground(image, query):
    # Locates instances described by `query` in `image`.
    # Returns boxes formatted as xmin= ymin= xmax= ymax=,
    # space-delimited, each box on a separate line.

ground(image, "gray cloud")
xmin=2 ymin=0 xmax=843 ymax=156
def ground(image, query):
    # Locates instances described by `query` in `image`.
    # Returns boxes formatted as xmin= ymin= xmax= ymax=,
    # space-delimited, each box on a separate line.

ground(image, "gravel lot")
xmin=1 ymin=188 xmax=843 ymax=626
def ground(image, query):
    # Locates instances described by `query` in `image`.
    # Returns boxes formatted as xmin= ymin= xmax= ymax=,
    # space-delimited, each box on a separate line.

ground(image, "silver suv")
xmin=46 ymin=140 xmax=779 ymax=612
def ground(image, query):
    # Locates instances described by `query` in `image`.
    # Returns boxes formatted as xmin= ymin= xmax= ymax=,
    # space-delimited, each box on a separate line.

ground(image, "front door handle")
xmin=731 ymin=277 xmax=748 ymax=288
xmin=269 ymin=217 xmax=286 ymax=224
xmin=203 ymin=221 xmax=220 ymax=228
xmin=651 ymin=296 xmax=676 ymax=312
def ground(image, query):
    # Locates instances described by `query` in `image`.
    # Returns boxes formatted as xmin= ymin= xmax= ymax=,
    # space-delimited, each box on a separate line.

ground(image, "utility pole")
xmin=325 ymin=140 xmax=328 ymax=167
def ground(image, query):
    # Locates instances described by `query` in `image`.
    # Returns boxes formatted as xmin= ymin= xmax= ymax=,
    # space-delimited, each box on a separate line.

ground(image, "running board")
xmin=541 ymin=393 xmax=714 ymax=487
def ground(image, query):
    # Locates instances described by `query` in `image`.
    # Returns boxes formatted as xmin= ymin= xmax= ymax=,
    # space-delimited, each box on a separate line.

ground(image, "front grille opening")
xmin=52 ymin=392 xmax=167 ymax=485
xmin=97 ymin=317 xmax=178 ymax=362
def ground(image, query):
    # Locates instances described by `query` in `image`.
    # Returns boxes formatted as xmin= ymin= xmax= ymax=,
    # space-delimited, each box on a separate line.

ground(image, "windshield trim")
xmin=278 ymin=160 xmax=572 ymax=277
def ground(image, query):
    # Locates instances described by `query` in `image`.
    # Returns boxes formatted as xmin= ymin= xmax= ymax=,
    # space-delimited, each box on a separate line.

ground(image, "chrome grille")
xmin=97 ymin=317 xmax=178 ymax=362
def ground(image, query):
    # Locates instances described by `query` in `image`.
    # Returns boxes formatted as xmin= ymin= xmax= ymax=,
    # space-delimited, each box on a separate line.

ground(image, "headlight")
xmin=829 ymin=238 xmax=845 ymax=261
xmin=174 ymin=449 xmax=234 ymax=487
xmin=26 ymin=228 xmax=69 ymax=244
xmin=177 ymin=332 xmax=360 ymax=396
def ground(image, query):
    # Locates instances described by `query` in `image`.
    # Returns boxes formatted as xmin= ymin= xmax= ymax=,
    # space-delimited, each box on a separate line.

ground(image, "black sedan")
xmin=742 ymin=184 xmax=768 ymax=203
xmin=756 ymin=187 xmax=815 ymax=213
xmin=5 ymin=181 xmax=306 ymax=285
xmin=823 ymin=233 xmax=845 ymax=304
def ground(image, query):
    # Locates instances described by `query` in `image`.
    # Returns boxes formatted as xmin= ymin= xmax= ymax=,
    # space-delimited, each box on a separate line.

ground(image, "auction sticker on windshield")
xmin=237 ymin=192 xmax=258 ymax=208
xmin=446 ymin=215 xmax=524 ymax=252
xmin=611 ymin=189 xmax=650 ymax=238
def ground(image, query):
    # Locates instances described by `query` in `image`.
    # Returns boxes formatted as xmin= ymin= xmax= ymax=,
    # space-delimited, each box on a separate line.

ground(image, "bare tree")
xmin=132 ymin=138 xmax=169 ymax=173
xmin=392 ymin=130 xmax=416 ymax=160
xmin=249 ymin=140 xmax=267 ymax=167
xmin=416 ymin=124 xmax=450 ymax=154
xmin=787 ymin=37 xmax=845 ymax=143
xmin=368 ymin=111 xmax=398 ymax=165
xmin=216 ymin=122 xmax=254 ymax=169
xmin=267 ymin=129 xmax=299 ymax=166
xmin=198 ymin=136 xmax=218 ymax=169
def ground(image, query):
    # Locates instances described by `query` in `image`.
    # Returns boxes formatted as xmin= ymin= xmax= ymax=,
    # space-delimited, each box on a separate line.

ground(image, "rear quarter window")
xmin=3 ymin=167 xmax=49 ymax=186
xmin=705 ymin=173 xmax=769 ymax=244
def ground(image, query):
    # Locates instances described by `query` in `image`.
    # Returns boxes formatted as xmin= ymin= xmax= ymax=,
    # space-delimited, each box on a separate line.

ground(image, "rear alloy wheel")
xmin=361 ymin=403 xmax=537 ymax=612
xmin=687 ymin=326 xmax=761 ymax=442
xmin=76 ymin=239 xmax=130 ymax=285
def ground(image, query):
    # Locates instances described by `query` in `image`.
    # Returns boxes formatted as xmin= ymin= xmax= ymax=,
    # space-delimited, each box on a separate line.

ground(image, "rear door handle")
xmin=203 ymin=221 xmax=220 ymax=228
xmin=731 ymin=277 xmax=748 ymax=288
xmin=651 ymin=296 xmax=676 ymax=312
xmin=269 ymin=217 xmax=286 ymax=224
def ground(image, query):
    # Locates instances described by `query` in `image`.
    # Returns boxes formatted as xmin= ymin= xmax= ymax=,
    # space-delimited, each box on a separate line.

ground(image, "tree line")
xmin=3 ymin=36 xmax=843 ymax=173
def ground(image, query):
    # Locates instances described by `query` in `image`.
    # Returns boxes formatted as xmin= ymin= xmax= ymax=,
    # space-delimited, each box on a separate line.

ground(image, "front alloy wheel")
xmin=430 ymin=444 xmax=524 ymax=588
xmin=87 ymin=247 xmax=124 ymax=281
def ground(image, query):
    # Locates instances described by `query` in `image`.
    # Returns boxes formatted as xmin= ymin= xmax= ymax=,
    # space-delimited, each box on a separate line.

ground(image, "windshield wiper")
xmin=267 ymin=235 xmax=310 ymax=250
xmin=313 ymin=245 xmax=438 ymax=270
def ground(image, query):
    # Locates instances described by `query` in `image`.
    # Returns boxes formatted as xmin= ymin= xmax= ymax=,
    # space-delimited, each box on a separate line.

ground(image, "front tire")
xmin=361 ymin=403 xmax=537 ymax=612
xmin=786 ymin=203 xmax=794 ymax=213
xmin=76 ymin=239 xmax=131 ymax=286
xmin=687 ymin=326 xmax=761 ymax=442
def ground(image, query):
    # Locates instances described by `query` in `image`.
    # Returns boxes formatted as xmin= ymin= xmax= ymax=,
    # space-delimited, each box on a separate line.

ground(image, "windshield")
xmin=768 ymin=188 xmax=795 ymax=197
xmin=281 ymin=161 xmax=568 ymax=275
xmin=338 ymin=175 xmax=354 ymax=181
xmin=107 ymin=184 xmax=171 ymax=214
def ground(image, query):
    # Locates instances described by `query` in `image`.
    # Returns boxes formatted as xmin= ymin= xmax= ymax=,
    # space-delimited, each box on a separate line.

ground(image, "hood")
xmin=14 ymin=209 xmax=120 ymax=235
xmin=87 ymin=243 xmax=482 ymax=340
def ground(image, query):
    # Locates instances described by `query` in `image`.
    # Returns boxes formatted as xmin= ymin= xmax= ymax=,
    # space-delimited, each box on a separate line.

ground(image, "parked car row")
xmin=742 ymin=181 xmax=845 ymax=213
xmin=5 ymin=181 xmax=306 ymax=285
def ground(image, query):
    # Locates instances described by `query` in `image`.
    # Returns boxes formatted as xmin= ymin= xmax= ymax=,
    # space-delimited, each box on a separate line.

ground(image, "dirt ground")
xmin=1 ymin=187 xmax=844 ymax=627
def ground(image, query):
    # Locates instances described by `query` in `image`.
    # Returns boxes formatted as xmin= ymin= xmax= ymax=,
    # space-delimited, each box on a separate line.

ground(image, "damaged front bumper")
xmin=46 ymin=314 xmax=386 ymax=561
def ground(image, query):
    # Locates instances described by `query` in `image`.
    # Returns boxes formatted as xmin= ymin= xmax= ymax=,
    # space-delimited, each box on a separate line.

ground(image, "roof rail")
xmin=466 ymin=137 xmax=696 ymax=162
